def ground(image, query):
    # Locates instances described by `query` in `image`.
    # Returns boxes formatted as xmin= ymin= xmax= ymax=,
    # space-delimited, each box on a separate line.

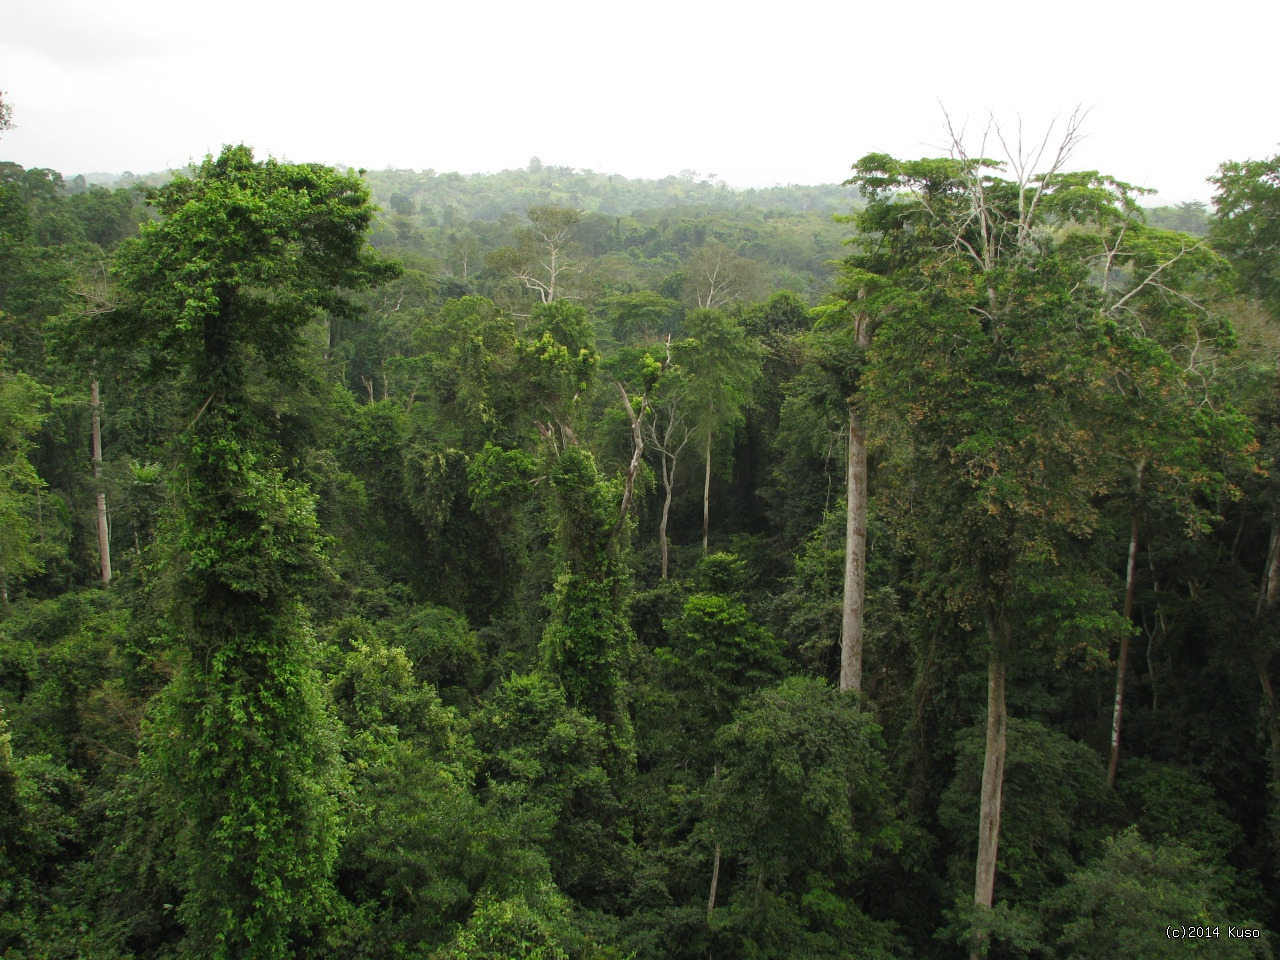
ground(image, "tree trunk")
xmin=706 ymin=842 xmax=721 ymax=922
xmin=972 ymin=609 xmax=1011 ymax=960
xmin=614 ymin=383 xmax=648 ymax=536
xmin=1255 ymin=520 xmax=1280 ymax=832
xmin=707 ymin=759 xmax=722 ymax=922
xmin=1107 ymin=500 xmax=1141 ymax=786
xmin=91 ymin=381 xmax=112 ymax=585
xmin=840 ymin=404 xmax=868 ymax=693
xmin=702 ymin=411 xmax=713 ymax=554
xmin=840 ymin=288 xmax=873 ymax=694
xmin=660 ymin=452 xmax=675 ymax=579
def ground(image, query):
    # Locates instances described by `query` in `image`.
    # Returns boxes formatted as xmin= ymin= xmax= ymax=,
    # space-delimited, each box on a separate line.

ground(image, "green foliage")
xmin=470 ymin=672 xmax=624 ymax=904
xmin=1045 ymin=829 xmax=1272 ymax=959
xmin=0 ymin=742 xmax=84 ymax=954
xmin=385 ymin=604 xmax=485 ymax=700
xmin=710 ymin=879 xmax=907 ymax=960
xmin=523 ymin=301 xmax=601 ymax=428
xmin=432 ymin=887 xmax=576 ymax=960
xmin=145 ymin=604 xmax=344 ymax=958
xmin=540 ymin=448 xmax=632 ymax=737
xmin=678 ymin=309 xmax=762 ymax=451
xmin=1213 ymin=153 xmax=1280 ymax=313
xmin=1115 ymin=758 xmax=1246 ymax=867
xmin=658 ymin=590 xmax=784 ymax=733
xmin=327 ymin=638 xmax=489 ymax=954
xmin=940 ymin=719 xmax=1115 ymax=902
xmin=0 ymin=366 xmax=53 ymax=597
xmin=0 ymin=590 xmax=132 ymax=768
xmin=597 ymin=292 xmax=681 ymax=348
xmin=712 ymin=675 xmax=899 ymax=883
xmin=106 ymin=145 xmax=397 ymax=389
xmin=102 ymin=145 xmax=395 ymax=958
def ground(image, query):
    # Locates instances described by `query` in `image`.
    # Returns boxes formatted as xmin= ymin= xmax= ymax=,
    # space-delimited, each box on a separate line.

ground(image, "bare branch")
xmin=1105 ymin=241 xmax=1206 ymax=318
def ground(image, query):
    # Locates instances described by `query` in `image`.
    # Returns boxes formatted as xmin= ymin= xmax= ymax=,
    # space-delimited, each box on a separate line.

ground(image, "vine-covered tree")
xmin=103 ymin=145 xmax=396 ymax=958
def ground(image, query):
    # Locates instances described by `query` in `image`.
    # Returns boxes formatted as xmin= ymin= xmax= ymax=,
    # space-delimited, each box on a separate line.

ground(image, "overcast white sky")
xmin=3 ymin=0 xmax=1276 ymax=204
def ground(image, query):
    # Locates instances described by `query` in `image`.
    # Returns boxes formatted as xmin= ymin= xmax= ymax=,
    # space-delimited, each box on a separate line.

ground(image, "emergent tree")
xmin=106 ymin=145 xmax=396 ymax=958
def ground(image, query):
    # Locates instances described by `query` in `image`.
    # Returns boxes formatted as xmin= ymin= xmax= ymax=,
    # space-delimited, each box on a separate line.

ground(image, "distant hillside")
xmin=361 ymin=162 xmax=855 ymax=224
xmin=76 ymin=161 xmax=855 ymax=219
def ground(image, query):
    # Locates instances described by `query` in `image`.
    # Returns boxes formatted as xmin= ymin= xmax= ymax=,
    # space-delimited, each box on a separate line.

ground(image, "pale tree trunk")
xmin=840 ymin=290 xmax=872 ymax=694
xmin=660 ymin=453 xmax=675 ymax=578
xmin=707 ymin=760 xmax=722 ymax=922
xmin=647 ymin=388 xmax=690 ymax=581
xmin=91 ymin=381 xmax=111 ymax=585
xmin=972 ymin=608 xmax=1011 ymax=960
xmin=706 ymin=842 xmax=721 ymax=922
xmin=1108 ymin=466 xmax=1143 ymax=786
xmin=613 ymin=381 xmax=652 ymax=537
xmin=840 ymin=404 xmax=868 ymax=693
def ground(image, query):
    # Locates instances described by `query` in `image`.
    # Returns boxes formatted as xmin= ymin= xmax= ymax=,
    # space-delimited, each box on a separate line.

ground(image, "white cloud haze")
xmin=3 ymin=0 xmax=1277 ymax=203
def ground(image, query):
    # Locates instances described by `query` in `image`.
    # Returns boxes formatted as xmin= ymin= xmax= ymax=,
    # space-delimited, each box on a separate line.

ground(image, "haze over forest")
xmin=3 ymin=16 xmax=1280 ymax=957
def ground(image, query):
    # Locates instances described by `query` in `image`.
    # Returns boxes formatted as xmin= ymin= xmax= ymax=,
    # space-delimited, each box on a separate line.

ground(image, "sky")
xmin=3 ymin=0 xmax=1277 ymax=205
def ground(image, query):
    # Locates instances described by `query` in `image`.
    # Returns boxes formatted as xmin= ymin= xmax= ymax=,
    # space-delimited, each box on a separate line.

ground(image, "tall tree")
xmin=811 ymin=277 xmax=880 ymax=693
xmin=680 ymin=309 xmax=762 ymax=553
xmin=848 ymin=115 xmax=1188 ymax=957
xmin=1212 ymin=151 xmax=1280 ymax=864
xmin=0 ymin=368 xmax=49 ymax=606
xmin=644 ymin=351 xmax=699 ymax=578
xmin=1077 ymin=223 xmax=1240 ymax=787
xmin=104 ymin=145 xmax=395 ymax=958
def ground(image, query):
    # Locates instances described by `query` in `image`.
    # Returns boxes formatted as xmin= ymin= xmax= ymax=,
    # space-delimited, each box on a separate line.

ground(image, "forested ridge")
xmin=3 ymin=120 xmax=1280 ymax=960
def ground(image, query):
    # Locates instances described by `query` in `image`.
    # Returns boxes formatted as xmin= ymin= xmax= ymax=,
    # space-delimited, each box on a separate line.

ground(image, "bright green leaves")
xmin=107 ymin=146 xmax=396 ymax=958
xmin=147 ymin=605 xmax=343 ymax=959
xmin=0 ymin=367 xmax=52 ymax=597
xmin=712 ymin=676 xmax=897 ymax=875
xmin=179 ymin=432 xmax=324 ymax=604
xmin=522 ymin=301 xmax=600 ymax=428
xmin=1212 ymin=153 xmax=1280 ymax=314
xmin=657 ymin=590 xmax=784 ymax=731
xmin=109 ymin=145 xmax=397 ymax=390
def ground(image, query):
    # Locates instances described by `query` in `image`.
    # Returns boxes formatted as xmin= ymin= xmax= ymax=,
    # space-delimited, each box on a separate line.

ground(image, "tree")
xmin=487 ymin=205 xmax=582 ymax=305
xmin=0 ymin=92 xmax=11 ymax=137
xmin=679 ymin=310 xmax=762 ymax=552
xmin=709 ymin=676 xmax=897 ymax=931
xmin=598 ymin=291 xmax=681 ymax=348
xmin=683 ymin=241 xmax=764 ymax=311
xmin=0 ymin=367 xmax=50 ymax=605
xmin=809 ymin=280 xmax=878 ymax=693
xmin=644 ymin=355 xmax=699 ymax=578
xmin=1212 ymin=153 xmax=1280 ymax=826
xmin=1076 ymin=223 xmax=1240 ymax=787
xmin=104 ymin=145 xmax=395 ymax=958
xmin=848 ymin=115 xmax=1179 ymax=957
xmin=1045 ymin=830 xmax=1271 ymax=959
